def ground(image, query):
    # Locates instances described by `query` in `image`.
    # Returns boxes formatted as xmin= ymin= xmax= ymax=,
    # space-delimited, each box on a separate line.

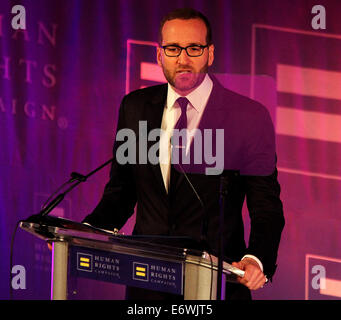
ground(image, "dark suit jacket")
xmin=83 ymin=76 xmax=285 ymax=281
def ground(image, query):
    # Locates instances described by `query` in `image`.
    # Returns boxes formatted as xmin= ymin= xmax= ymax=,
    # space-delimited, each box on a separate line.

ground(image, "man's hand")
xmin=232 ymin=257 xmax=267 ymax=290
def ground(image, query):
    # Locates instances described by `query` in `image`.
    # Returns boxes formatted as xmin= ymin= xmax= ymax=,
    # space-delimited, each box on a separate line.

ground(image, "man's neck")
xmin=171 ymin=74 xmax=207 ymax=96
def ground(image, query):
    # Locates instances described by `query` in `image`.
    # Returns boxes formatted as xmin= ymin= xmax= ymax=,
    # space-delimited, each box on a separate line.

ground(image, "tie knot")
xmin=176 ymin=97 xmax=189 ymax=112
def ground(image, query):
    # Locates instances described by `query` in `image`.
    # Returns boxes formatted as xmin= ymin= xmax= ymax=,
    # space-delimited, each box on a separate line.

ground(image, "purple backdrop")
xmin=1 ymin=0 xmax=341 ymax=300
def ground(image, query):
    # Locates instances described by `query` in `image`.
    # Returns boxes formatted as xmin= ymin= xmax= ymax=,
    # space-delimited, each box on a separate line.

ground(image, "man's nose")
xmin=177 ymin=48 xmax=191 ymax=64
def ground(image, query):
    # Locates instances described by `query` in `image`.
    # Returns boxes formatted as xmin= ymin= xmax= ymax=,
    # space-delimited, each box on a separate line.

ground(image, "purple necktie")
xmin=174 ymin=97 xmax=189 ymax=132
xmin=172 ymin=97 xmax=189 ymax=167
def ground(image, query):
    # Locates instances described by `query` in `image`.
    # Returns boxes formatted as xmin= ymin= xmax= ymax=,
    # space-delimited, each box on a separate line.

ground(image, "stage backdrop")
xmin=1 ymin=0 xmax=340 ymax=300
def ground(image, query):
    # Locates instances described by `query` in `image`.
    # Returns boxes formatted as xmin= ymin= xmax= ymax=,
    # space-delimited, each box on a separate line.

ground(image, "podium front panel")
xmin=69 ymin=244 xmax=184 ymax=295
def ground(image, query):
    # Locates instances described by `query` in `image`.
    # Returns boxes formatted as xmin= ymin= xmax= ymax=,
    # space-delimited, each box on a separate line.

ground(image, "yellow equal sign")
xmin=79 ymin=257 xmax=90 ymax=268
xmin=135 ymin=266 xmax=146 ymax=277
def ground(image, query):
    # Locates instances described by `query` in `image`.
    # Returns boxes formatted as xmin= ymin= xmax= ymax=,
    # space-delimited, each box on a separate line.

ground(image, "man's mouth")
xmin=176 ymin=70 xmax=192 ymax=74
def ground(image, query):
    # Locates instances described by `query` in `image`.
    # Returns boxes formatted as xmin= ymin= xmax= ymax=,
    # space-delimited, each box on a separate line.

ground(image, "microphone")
xmin=172 ymin=163 xmax=210 ymax=251
xmin=170 ymin=133 xmax=209 ymax=248
xmin=216 ymin=170 xmax=240 ymax=300
xmin=23 ymin=158 xmax=114 ymax=223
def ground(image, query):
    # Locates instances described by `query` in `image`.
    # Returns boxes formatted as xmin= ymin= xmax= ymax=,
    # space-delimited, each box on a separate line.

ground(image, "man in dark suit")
xmin=83 ymin=8 xmax=284 ymax=300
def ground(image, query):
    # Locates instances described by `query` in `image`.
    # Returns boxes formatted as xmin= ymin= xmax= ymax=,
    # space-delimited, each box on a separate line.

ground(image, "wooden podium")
xmin=19 ymin=216 xmax=244 ymax=300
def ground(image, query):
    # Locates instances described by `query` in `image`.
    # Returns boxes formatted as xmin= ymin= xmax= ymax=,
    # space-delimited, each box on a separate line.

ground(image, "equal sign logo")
xmin=305 ymin=254 xmax=341 ymax=300
xmin=126 ymin=39 xmax=166 ymax=94
xmin=251 ymin=24 xmax=341 ymax=180
xmin=276 ymin=64 xmax=341 ymax=144
xmin=133 ymin=262 xmax=149 ymax=282
xmin=77 ymin=253 xmax=93 ymax=272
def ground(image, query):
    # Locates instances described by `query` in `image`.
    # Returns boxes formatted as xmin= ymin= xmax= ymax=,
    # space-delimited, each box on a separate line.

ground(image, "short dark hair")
xmin=158 ymin=8 xmax=212 ymax=45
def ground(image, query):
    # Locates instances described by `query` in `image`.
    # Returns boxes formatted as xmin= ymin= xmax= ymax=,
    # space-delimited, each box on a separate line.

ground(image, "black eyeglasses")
xmin=161 ymin=44 xmax=209 ymax=57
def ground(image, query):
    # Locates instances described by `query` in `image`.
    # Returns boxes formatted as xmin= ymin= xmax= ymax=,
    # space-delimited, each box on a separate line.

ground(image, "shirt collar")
xmin=166 ymin=74 xmax=213 ymax=113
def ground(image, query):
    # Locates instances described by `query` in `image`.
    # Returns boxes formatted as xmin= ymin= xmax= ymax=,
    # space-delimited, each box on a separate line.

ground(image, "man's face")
xmin=157 ymin=18 xmax=214 ymax=95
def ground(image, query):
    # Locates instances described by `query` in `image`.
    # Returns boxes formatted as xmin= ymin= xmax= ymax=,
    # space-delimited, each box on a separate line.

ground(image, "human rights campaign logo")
xmin=77 ymin=253 xmax=93 ymax=272
xmin=133 ymin=262 xmax=149 ymax=282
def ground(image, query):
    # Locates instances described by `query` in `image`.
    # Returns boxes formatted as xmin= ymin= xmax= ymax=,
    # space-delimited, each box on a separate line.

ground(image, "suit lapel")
xmin=144 ymin=84 xmax=168 ymax=196
xmin=145 ymin=84 xmax=167 ymax=132
xmin=197 ymin=76 xmax=227 ymax=132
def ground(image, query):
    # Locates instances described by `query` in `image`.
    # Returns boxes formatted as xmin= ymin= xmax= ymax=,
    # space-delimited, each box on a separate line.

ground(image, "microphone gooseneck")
xmin=24 ymin=158 xmax=114 ymax=223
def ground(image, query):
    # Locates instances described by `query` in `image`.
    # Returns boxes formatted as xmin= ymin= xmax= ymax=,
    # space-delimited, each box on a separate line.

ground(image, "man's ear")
xmin=156 ymin=46 xmax=162 ymax=67
xmin=208 ymin=44 xmax=214 ymax=67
